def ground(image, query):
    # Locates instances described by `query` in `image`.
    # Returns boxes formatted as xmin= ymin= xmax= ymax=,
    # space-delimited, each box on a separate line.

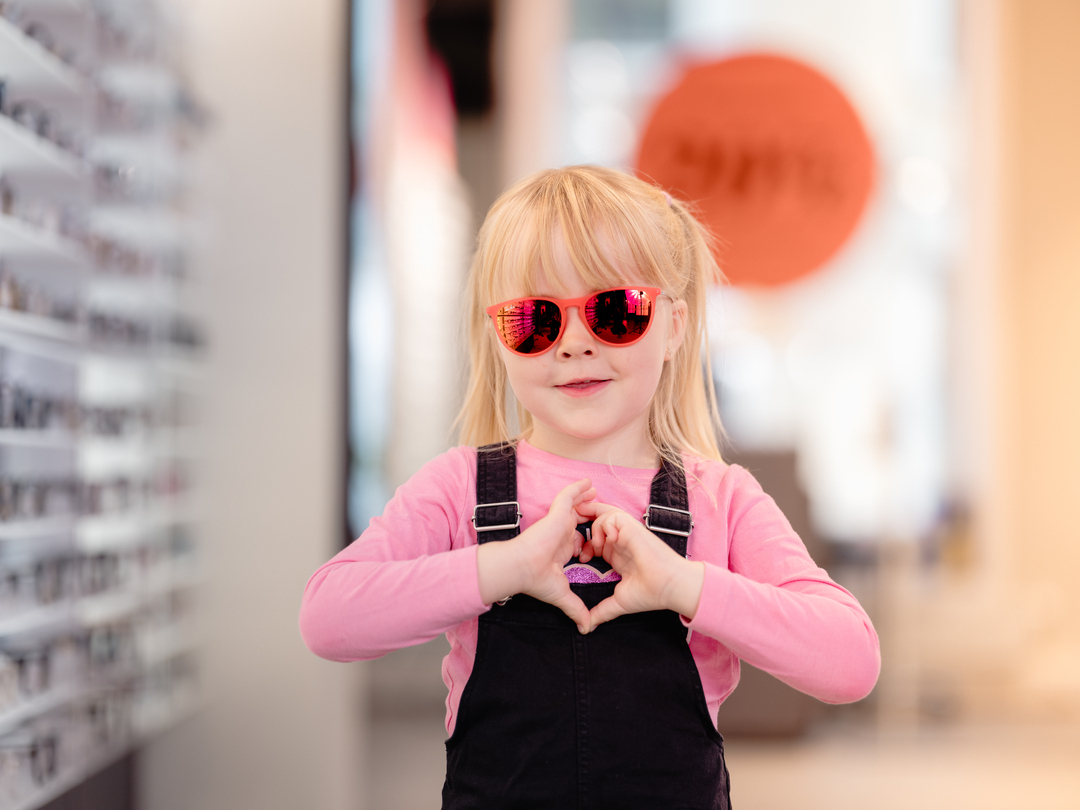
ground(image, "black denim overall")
xmin=442 ymin=443 xmax=731 ymax=810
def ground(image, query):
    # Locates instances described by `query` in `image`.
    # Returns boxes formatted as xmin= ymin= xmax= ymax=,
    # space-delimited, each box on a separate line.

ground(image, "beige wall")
xmin=939 ymin=0 xmax=1080 ymax=716
xmin=137 ymin=1 xmax=367 ymax=809
xmin=998 ymin=0 xmax=1080 ymax=711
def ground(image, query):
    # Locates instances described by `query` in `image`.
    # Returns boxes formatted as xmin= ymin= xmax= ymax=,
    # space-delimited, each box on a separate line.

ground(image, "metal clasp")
xmin=472 ymin=501 xmax=522 ymax=532
xmin=642 ymin=504 xmax=693 ymax=537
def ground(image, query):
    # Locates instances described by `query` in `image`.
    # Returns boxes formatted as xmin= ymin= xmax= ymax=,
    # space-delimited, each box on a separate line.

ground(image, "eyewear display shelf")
xmin=0 ymin=1 xmax=203 ymax=808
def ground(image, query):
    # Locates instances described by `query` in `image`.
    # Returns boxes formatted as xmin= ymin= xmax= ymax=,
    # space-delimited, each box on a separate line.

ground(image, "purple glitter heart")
xmin=563 ymin=564 xmax=621 ymax=584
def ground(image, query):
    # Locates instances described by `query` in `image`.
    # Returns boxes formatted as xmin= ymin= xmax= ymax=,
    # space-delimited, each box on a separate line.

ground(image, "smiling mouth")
xmin=557 ymin=379 xmax=611 ymax=395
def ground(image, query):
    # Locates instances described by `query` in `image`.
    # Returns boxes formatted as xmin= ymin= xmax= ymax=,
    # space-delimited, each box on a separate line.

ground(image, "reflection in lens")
xmin=496 ymin=299 xmax=561 ymax=354
xmin=586 ymin=289 xmax=652 ymax=344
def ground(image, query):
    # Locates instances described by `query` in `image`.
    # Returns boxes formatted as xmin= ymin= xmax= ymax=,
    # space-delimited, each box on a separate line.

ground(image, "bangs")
xmin=479 ymin=168 xmax=681 ymax=305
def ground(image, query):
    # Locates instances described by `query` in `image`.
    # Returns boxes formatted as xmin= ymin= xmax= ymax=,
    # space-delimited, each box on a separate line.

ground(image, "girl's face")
xmin=495 ymin=240 xmax=686 ymax=468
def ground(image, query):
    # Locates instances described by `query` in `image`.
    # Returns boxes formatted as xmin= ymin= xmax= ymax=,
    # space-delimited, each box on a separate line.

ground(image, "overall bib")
xmin=442 ymin=443 xmax=731 ymax=810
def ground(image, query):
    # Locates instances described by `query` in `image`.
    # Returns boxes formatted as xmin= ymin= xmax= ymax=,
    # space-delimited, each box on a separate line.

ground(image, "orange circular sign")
xmin=636 ymin=53 xmax=875 ymax=287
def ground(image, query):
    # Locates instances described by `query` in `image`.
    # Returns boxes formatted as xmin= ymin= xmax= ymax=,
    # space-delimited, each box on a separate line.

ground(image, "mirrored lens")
xmin=495 ymin=299 xmax=562 ymax=354
xmin=585 ymin=289 xmax=653 ymax=344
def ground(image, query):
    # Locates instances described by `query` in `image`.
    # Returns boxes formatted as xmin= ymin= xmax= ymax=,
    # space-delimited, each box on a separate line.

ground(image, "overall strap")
xmin=472 ymin=442 xmax=521 ymax=544
xmin=473 ymin=443 xmax=693 ymax=553
xmin=643 ymin=455 xmax=694 ymax=556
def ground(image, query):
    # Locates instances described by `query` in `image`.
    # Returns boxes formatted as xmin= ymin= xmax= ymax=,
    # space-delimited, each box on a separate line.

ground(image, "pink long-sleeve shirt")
xmin=300 ymin=441 xmax=880 ymax=735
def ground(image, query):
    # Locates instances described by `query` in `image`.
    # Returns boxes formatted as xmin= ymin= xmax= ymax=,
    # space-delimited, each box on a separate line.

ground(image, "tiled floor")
xmin=368 ymin=715 xmax=1080 ymax=809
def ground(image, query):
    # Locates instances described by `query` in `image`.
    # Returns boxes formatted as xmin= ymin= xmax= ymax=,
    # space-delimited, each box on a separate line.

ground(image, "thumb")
xmin=587 ymin=596 xmax=626 ymax=631
xmin=551 ymin=591 xmax=592 ymax=635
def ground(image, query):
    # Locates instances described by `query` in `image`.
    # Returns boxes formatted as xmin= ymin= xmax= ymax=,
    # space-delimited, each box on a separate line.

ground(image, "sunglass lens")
xmin=585 ymin=289 xmax=653 ymax=344
xmin=495 ymin=299 xmax=562 ymax=354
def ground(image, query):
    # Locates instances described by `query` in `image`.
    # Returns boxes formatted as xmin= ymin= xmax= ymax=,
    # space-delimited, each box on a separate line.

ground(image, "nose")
xmin=556 ymin=306 xmax=595 ymax=357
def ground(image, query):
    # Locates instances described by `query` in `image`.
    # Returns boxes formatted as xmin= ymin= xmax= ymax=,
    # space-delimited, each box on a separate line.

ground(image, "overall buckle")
xmin=642 ymin=504 xmax=693 ymax=537
xmin=472 ymin=501 xmax=522 ymax=532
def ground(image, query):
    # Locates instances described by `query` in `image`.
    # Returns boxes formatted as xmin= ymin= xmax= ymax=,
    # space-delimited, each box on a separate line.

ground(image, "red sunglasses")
xmin=486 ymin=287 xmax=663 ymax=356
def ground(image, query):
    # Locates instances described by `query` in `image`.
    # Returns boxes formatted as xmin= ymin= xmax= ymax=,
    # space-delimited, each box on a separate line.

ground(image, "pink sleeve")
xmin=686 ymin=467 xmax=881 ymax=704
xmin=299 ymin=447 xmax=489 ymax=661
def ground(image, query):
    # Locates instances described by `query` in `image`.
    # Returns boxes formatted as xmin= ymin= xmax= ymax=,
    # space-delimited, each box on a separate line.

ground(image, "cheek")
xmin=621 ymin=341 xmax=669 ymax=399
xmin=641 ymin=355 xmax=667 ymax=393
xmin=625 ymin=330 xmax=669 ymax=371
xmin=500 ymin=351 xmax=547 ymax=396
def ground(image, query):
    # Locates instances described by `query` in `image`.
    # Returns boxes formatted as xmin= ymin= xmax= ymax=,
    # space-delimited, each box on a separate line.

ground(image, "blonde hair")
xmin=455 ymin=165 xmax=724 ymax=466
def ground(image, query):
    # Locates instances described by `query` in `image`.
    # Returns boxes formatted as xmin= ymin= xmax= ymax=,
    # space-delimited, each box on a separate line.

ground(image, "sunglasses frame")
xmin=486 ymin=286 xmax=664 ymax=357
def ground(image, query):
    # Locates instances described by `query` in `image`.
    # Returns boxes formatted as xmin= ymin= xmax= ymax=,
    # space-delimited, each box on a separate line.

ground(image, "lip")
xmin=556 ymin=378 xmax=611 ymax=397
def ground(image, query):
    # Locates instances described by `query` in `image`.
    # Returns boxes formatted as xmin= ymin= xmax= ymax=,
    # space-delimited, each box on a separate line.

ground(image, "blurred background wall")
xmin=906 ymin=0 xmax=1080 ymax=724
xmin=992 ymin=0 xmax=1080 ymax=716
xmin=136 ymin=1 xmax=364 ymax=809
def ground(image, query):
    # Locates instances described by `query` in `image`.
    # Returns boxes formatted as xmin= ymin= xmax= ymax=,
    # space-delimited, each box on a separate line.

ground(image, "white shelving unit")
xmin=0 ymin=114 xmax=87 ymax=180
xmin=0 ymin=1 xmax=202 ymax=807
xmin=0 ymin=213 xmax=88 ymax=269
xmin=0 ymin=17 xmax=87 ymax=98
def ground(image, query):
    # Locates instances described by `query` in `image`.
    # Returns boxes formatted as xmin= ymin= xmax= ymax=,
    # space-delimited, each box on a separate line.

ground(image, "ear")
xmin=665 ymin=298 xmax=688 ymax=361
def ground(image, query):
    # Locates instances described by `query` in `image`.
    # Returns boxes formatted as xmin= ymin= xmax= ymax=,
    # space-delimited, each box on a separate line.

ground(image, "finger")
xmin=601 ymin=530 xmax=620 ymax=565
xmin=593 ymin=517 xmax=619 ymax=564
xmin=551 ymin=590 xmax=591 ymax=634
xmin=551 ymin=479 xmax=593 ymax=512
xmin=587 ymin=596 xmax=626 ymax=631
xmin=578 ymin=539 xmax=594 ymax=563
xmin=583 ymin=519 xmax=608 ymax=562
xmin=574 ymin=500 xmax=617 ymax=519
xmin=572 ymin=486 xmax=597 ymax=506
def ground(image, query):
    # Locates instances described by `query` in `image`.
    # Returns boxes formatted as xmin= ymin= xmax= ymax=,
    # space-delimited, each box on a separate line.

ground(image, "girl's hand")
xmin=477 ymin=479 xmax=596 ymax=633
xmin=576 ymin=501 xmax=705 ymax=629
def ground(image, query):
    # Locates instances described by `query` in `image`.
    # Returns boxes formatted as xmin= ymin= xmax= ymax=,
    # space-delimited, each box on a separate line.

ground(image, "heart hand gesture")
xmin=576 ymin=500 xmax=705 ymax=630
xmin=477 ymin=479 xmax=596 ymax=633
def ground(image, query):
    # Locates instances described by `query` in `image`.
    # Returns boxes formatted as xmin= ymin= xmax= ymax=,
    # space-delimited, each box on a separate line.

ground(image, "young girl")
xmin=300 ymin=166 xmax=880 ymax=809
